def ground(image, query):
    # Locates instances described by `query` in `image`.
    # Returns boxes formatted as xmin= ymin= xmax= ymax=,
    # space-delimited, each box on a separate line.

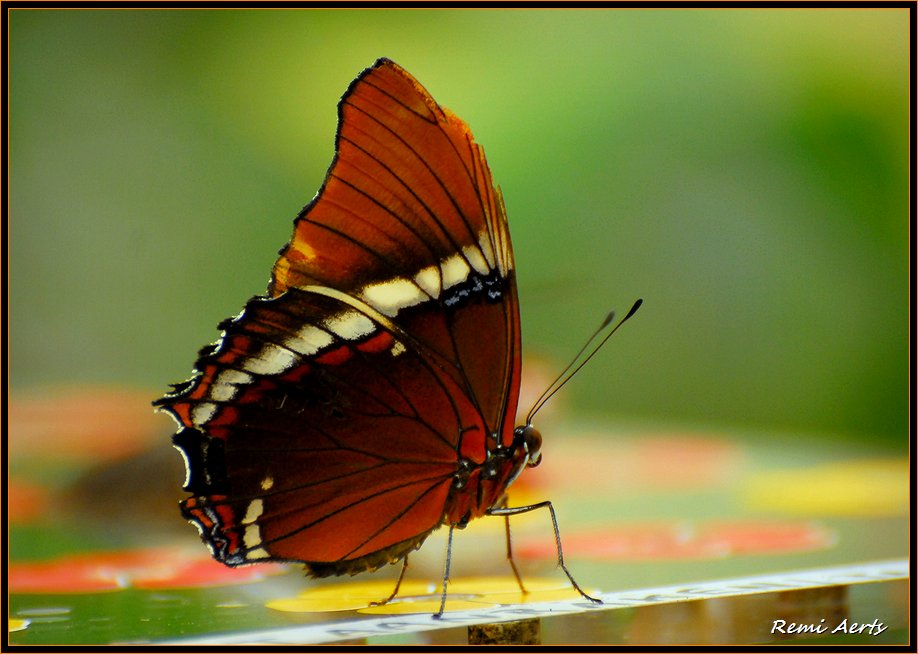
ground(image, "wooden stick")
xmin=468 ymin=618 xmax=541 ymax=645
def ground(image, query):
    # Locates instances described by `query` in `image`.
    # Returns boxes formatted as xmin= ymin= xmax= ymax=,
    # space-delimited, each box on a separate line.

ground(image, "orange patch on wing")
xmin=281 ymin=364 xmax=313 ymax=383
xmin=187 ymin=366 xmax=218 ymax=400
xmin=173 ymin=403 xmax=194 ymax=428
xmin=315 ymin=345 xmax=352 ymax=366
xmin=217 ymin=334 xmax=254 ymax=363
xmin=356 ymin=331 xmax=394 ymax=353
xmin=209 ymin=406 xmax=239 ymax=427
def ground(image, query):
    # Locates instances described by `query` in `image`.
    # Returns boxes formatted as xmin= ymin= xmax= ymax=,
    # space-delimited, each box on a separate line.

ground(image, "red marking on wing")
xmin=314 ymin=345 xmax=352 ymax=366
xmin=356 ymin=330 xmax=394 ymax=353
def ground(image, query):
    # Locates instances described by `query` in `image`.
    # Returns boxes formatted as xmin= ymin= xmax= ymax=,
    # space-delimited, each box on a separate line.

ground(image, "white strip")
xmin=413 ymin=265 xmax=442 ymax=299
xmin=156 ymin=559 xmax=908 ymax=645
xmin=218 ymin=369 xmax=254 ymax=386
xmin=243 ymin=524 xmax=262 ymax=549
xmin=478 ymin=231 xmax=497 ymax=269
xmin=190 ymin=402 xmax=217 ymax=426
xmin=323 ymin=311 xmax=375 ymax=341
xmin=440 ymin=253 xmax=470 ymax=288
xmin=208 ymin=370 xmax=254 ymax=402
xmin=463 ymin=244 xmax=491 ymax=276
xmin=241 ymin=344 xmax=298 ymax=375
xmin=286 ymin=324 xmax=335 ymax=355
xmin=242 ymin=499 xmax=264 ymax=525
xmin=208 ymin=384 xmax=237 ymax=403
xmin=359 ymin=277 xmax=428 ymax=317
xmin=354 ymin=229 xmax=504 ymax=318
xmin=246 ymin=547 xmax=271 ymax=560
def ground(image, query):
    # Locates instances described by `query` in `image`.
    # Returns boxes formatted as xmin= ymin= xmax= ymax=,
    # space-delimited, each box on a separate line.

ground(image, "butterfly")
xmin=156 ymin=57 xmax=629 ymax=616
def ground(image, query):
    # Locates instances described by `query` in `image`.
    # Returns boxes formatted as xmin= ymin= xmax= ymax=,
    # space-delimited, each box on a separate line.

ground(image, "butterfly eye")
xmin=520 ymin=425 xmax=543 ymax=468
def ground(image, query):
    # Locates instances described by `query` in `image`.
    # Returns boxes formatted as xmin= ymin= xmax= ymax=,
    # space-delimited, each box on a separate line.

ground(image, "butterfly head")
xmin=515 ymin=423 xmax=543 ymax=469
xmin=497 ymin=423 xmax=542 ymax=491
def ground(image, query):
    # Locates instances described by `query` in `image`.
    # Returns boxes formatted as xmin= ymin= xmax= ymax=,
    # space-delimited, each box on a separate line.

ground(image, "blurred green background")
xmin=9 ymin=9 xmax=908 ymax=447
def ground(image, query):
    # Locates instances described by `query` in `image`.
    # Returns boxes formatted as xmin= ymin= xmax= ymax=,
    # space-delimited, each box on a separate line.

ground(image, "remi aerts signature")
xmin=771 ymin=618 xmax=887 ymax=637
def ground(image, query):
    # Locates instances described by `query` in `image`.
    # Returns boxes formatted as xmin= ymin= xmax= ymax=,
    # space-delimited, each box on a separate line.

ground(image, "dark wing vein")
xmin=249 ymin=473 xmax=451 ymax=554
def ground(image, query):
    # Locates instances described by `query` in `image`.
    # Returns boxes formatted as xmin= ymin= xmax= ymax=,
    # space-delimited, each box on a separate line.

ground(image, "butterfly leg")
xmin=488 ymin=501 xmax=602 ymax=604
xmin=433 ymin=524 xmax=456 ymax=619
xmin=368 ymin=555 xmax=410 ymax=607
xmin=492 ymin=495 xmax=529 ymax=595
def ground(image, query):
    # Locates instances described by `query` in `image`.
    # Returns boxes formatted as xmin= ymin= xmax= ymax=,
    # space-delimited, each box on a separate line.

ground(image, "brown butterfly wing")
xmin=157 ymin=59 xmax=523 ymax=574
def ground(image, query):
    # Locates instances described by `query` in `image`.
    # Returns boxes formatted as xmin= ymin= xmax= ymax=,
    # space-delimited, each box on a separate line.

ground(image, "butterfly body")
xmin=156 ymin=59 xmax=543 ymax=580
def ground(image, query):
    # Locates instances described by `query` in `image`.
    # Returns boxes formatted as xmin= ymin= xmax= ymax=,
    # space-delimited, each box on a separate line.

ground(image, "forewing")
xmin=271 ymin=59 xmax=521 ymax=445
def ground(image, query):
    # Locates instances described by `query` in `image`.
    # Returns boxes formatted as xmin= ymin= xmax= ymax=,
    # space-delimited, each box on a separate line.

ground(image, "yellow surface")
xmin=266 ymin=579 xmax=436 ymax=612
xmin=743 ymin=458 xmax=909 ymax=516
xmin=265 ymin=576 xmax=588 ymax=614
xmin=9 ymin=619 xmax=30 ymax=633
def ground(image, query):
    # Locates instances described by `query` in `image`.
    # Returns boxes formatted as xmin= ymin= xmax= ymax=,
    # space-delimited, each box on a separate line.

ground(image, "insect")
xmin=156 ymin=58 xmax=639 ymax=616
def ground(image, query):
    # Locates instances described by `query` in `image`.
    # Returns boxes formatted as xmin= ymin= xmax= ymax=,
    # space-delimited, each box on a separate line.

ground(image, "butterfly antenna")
xmin=526 ymin=298 xmax=643 ymax=425
xmin=526 ymin=311 xmax=616 ymax=422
